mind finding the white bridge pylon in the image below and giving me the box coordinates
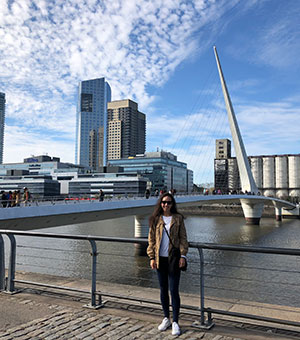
[213,46,287,224]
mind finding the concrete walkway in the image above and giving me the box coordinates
[0,272,300,340]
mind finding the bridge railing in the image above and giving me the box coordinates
[1,192,298,210]
[0,192,203,208]
[1,230,300,330]
[0,195,151,209]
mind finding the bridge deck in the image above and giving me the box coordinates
[0,195,297,230]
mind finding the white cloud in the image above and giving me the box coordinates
[0,0,239,164]
[4,125,75,163]
[257,18,300,69]
[226,2,300,71]
[236,101,300,156]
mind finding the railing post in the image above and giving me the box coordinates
[198,248,206,325]
[0,234,5,291]
[6,234,17,293]
[84,239,103,309]
[193,247,214,330]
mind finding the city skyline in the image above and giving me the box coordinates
[1,0,299,183]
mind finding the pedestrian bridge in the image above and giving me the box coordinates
[0,194,298,231]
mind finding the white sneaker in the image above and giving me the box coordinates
[158,317,171,331]
[172,322,181,336]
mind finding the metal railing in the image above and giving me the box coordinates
[1,229,300,329]
[0,192,205,209]
[0,195,150,208]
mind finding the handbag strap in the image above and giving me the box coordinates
[162,223,176,248]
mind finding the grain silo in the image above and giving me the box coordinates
[250,157,263,190]
[263,156,275,197]
[275,156,288,198]
[288,155,300,197]
[228,158,240,191]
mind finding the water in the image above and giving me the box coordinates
[8,215,300,307]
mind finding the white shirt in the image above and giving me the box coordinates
[159,215,172,257]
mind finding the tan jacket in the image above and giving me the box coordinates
[147,214,188,269]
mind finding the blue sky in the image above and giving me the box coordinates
[0,0,299,184]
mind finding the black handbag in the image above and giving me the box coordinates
[163,225,187,273]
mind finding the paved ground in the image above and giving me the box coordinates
[0,294,259,340]
[1,272,300,339]
[0,292,244,340]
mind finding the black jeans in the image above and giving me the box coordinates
[157,256,181,323]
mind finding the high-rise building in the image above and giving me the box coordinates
[107,99,146,160]
[214,139,232,192]
[75,78,111,169]
[216,139,231,159]
[0,92,5,164]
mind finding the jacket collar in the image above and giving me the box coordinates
[159,214,179,228]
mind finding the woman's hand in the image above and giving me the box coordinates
[150,259,157,269]
[179,257,186,268]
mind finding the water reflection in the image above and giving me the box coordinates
[186,216,283,245]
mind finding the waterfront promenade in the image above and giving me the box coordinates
[1,272,300,339]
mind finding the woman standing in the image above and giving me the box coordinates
[147,193,188,336]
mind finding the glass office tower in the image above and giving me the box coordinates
[75,78,111,169]
[108,151,194,193]
[0,92,5,164]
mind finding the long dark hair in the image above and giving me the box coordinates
[149,193,182,227]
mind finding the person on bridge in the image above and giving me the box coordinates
[23,187,30,206]
[147,193,188,336]
[99,189,104,202]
